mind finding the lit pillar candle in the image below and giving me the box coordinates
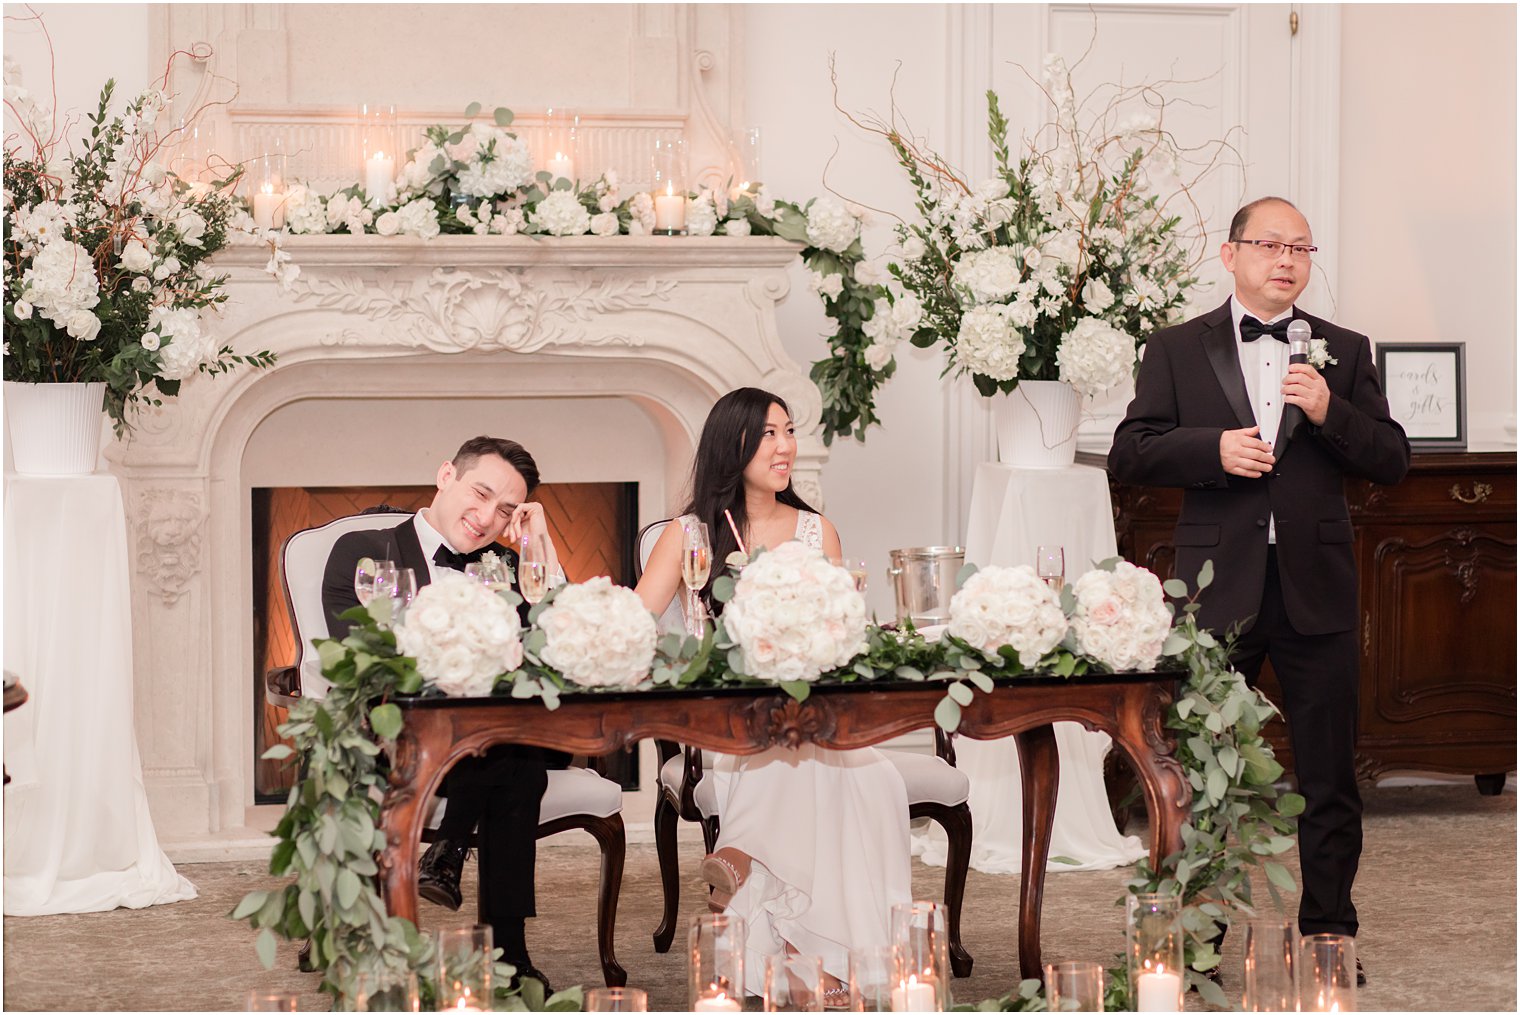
[252,183,282,230]
[654,183,686,233]
[364,150,395,203]
[692,991,742,1011]
[1136,969,1182,1011]
[546,151,574,182]
[890,975,937,1012]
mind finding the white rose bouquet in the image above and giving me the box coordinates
[721,542,868,684]
[3,68,276,432]
[537,577,658,689]
[1069,561,1172,672]
[947,565,1068,665]
[394,572,524,697]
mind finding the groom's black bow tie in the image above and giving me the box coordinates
[1240,315,1291,343]
[433,544,484,571]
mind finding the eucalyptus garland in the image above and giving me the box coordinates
[236,563,1298,1011]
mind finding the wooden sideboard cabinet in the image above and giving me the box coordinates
[1095,451,1517,793]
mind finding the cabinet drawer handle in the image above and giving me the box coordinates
[1449,482,1492,505]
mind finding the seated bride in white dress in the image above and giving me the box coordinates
[636,387,911,1006]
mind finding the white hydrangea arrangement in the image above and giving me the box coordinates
[537,576,658,689]
[3,64,277,431]
[1069,560,1172,672]
[721,542,869,684]
[947,565,1068,665]
[393,572,524,697]
[811,53,1225,441]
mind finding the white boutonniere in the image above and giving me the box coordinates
[1308,337,1338,369]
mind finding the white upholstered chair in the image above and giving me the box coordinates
[265,511,628,986]
[636,519,975,976]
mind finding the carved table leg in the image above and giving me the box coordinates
[379,714,452,928]
[1014,723,1059,981]
[1109,684,1191,871]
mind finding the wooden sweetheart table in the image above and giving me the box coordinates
[378,673,1191,981]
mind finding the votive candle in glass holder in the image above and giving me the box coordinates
[354,967,420,1012]
[1127,893,1183,1012]
[690,912,746,1011]
[1299,933,1357,1012]
[584,986,649,1011]
[246,991,298,1012]
[733,125,762,197]
[890,901,949,1011]
[251,147,288,231]
[1243,918,1297,1012]
[848,945,894,1012]
[651,136,687,235]
[359,102,398,207]
[544,106,579,183]
[764,952,824,1011]
[436,925,493,1011]
[1043,960,1105,1012]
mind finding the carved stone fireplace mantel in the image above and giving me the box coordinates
[107,234,823,848]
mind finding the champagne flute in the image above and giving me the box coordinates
[519,532,550,605]
[681,521,712,636]
[839,556,869,595]
[1036,545,1065,589]
[354,557,397,606]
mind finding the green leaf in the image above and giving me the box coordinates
[464,101,482,118]
[1263,860,1298,892]
[335,868,362,909]
[494,106,513,127]
[1162,578,1188,598]
[712,575,736,603]
[254,926,277,969]
[947,681,974,706]
[966,670,994,693]
[369,703,403,741]
[261,744,294,760]
[1206,765,1228,803]
[955,562,979,588]
[1197,559,1215,589]
[779,680,811,702]
[1277,792,1306,818]
[231,890,269,920]
[933,694,962,732]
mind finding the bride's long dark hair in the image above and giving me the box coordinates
[682,387,817,609]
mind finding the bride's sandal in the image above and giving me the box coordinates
[821,983,851,1010]
[699,848,752,913]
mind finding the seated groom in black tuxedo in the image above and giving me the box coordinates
[321,435,564,989]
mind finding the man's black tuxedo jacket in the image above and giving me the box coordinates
[321,515,526,638]
[1109,299,1410,637]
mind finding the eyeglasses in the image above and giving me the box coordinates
[1234,238,1318,260]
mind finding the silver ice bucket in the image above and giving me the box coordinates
[887,546,965,627]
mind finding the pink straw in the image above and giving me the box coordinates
[723,508,748,555]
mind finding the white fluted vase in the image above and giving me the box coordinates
[4,381,107,475]
[992,380,1081,468]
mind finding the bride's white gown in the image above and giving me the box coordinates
[709,511,911,994]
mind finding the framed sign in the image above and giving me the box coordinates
[1376,342,1467,450]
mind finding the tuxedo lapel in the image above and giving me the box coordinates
[1201,300,1256,430]
[394,518,434,588]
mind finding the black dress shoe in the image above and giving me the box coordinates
[417,839,468,911]
[508,961,553,997]
[1356,957,1367,988]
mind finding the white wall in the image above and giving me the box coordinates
[1339,4,1517,447]
[2,4,150,145]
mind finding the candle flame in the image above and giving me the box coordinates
[372,150,387,160]
[666,182,675,197]
[260,183,274,195]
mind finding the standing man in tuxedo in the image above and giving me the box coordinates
[1109,197,1409,979]
[322,435,563,990]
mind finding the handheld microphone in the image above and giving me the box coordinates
[1282,319,1313,439]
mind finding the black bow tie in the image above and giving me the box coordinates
[433,544,484,571]
[1240,315,1291,343]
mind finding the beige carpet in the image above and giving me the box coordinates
[3,783,1514,1011]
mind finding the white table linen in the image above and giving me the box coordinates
[914,462,1146,874]
[4,474,196,914]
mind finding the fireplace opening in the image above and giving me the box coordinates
[252,481,639,802]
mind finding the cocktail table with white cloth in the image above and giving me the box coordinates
[914,461,1146,874]
[3,473,196,914]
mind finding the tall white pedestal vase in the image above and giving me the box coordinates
[3,381,108,476]
[993,380,1081,468]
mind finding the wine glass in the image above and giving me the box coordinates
[838,556,869,595]
[519,532,551,605]
[681,521,712,636]
[1036,545,1065,589]
[354,558,397,606]
[465,561,503,589]
[391,567,417,609]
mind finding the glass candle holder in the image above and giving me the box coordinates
[436,925,493,1011]
[1044,960,1105,1012]
[848,945,894,1012]
[1243,918,1297,1012]
[890,901,949,1011]
[764,952,824,1011]
[1127,893,1183,1012]
[359,102,398,207]
[1299,933,1357,1012]
[251,146,288,231]
[354,967,420,1012]
[544,106,579,183]
[689,912,746,1011]
[245,991,298,1012]
[734,125,762,194]
[584,986,649,1011]
[651,136,688,235]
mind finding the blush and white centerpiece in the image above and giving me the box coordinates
[946,565,1068,666]
[537,576,659,689]
[722,542,869,684]
[1069,561,1172,671]
[393,572,524,697]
